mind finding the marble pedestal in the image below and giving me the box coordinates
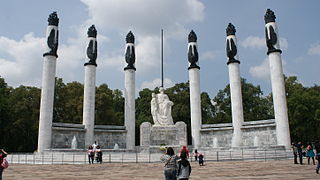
[140,121,187,151]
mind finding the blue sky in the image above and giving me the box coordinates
[0,0,319,98]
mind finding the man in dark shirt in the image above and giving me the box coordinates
[295,142,303,165]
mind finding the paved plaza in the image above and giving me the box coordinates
[3,159,319,179]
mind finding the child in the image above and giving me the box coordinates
[177,151,191,180]
[194,149,198,161]
[198,153,204,166]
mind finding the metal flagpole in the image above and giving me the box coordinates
[161,29,164,88]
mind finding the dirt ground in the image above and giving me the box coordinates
[2,159,319,180]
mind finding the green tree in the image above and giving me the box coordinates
[112,89,124,125]
[6,85,41,152]
[0,77,12,150]
[212,78,273,123]
[286,76,320,143]
[95,84,123,125]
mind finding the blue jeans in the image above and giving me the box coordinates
[0,167,3,180]
[164,168,177,180]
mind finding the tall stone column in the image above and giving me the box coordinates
[37,12,59,153]
[83,25,98,148]
[264,9,291,149]
[187,30,202,149]
[124,31,136,150]
[226,23,244,147]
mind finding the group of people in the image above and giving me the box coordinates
[292,141,320,174]
[160,146,204,180]
[87,141,103,164]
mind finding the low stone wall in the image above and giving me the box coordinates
[94,125,127,149]
[52,123,86,149]
[51,123,127,149]
[200,119,277,149]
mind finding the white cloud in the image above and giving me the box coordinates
[308,42,320,55]
[141,78,174,90]
[0,30,95,87]
[0,33,45,87]
[201,50,218,61]
[0,0,205,88]
[279,38,288,50]
[249,58,270,80]
[241,36,288,50]
[241,36,265,49]
[80,0,204,36]
[79,0,205,74]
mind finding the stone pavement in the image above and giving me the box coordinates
[3,159,319,179]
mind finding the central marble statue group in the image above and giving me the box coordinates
[151,87,174,126]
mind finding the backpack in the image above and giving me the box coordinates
[1,158,9,169]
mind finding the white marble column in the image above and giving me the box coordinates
[124,31,136,149]
[38,12,59,153]
[226,23,244,147]
[83,65,96,148]
[188,30,202,149]
[83,25,98,148]
[125,69,135,149]
[265,9,291,149]
[228,63,244,147]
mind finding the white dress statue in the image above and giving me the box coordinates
[151,87,174,126]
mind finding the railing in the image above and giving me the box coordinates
[6,149,293,165]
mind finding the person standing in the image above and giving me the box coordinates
[176,151,192,180]
[198,153,204,166]
[306,144,315,165]
[95,145,103,164]
[87,145,94,164]
[161,147,179,180]
[179,146,189,158]
[92,141,98,152]
[0,149,8,180]
[296,142,303,165]
[291,143,298,164]
[194,149,199,162]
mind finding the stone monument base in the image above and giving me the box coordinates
[140,121,187,152]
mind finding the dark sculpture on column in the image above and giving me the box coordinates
[85,25,97,66]
[124,31,136,70]
[226,23,240,64]
[43,12,59,57]
[188,30,200,70]
[265,9,282,55]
